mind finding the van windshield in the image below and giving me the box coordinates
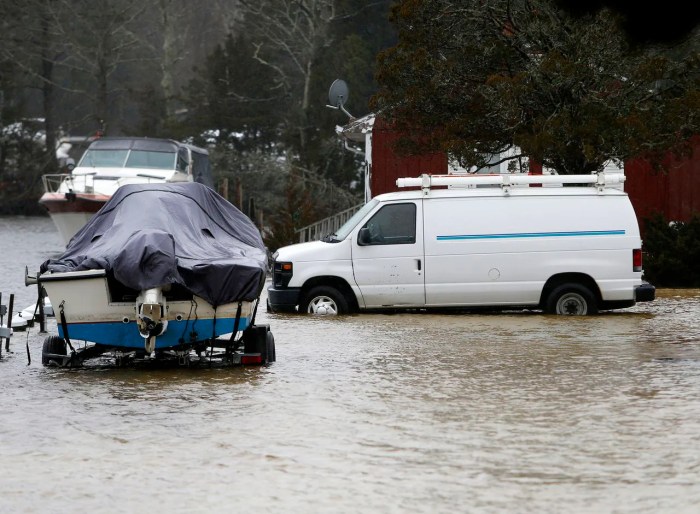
[331,200,378,241]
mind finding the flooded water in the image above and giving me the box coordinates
[1,216,700,513]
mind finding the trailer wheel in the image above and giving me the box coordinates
[302,286,348,315]
[265,331,276,363]
[42,336,67,366]
[546,284,598,315]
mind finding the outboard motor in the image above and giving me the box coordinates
[136,288,168,353]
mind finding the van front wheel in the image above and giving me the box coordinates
[546,284,598,315]
[302,286,349,315]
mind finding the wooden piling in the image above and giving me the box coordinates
[6,294,13,351]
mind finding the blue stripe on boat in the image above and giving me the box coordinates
[58,317,250,349]
[436,230,625,241]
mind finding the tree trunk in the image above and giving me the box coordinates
[298,59,313,150]
[40,8,57,172]
[159,0,179,121]
[0,89,4,175]
[97,54,109,134]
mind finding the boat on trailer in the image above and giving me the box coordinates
[39,137,214,245]
[30,181,275,367]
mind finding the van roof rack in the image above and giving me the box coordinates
[396,172,625,195]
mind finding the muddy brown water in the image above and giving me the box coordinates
[1,216,700,513]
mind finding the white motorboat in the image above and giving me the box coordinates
[39,137,213,245]
[31,181,275,367]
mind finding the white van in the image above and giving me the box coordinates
[268,173,655,315]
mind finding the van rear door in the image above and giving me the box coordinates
[351,201,425,308]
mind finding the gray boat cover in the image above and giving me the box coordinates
[41,182,268,306]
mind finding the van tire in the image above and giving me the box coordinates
[302,286,348,315]
[546,284,598,315]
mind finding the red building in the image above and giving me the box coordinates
[625,138,700,227]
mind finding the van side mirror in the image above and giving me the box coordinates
[358,227,370,246]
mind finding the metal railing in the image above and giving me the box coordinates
[42,172,171,195]
[295,203,363,243]
[41,174,73,193]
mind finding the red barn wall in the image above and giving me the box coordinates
[370,119,447,197]
[625,138,700,230]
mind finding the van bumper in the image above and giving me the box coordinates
[635,282,656,302]
[267,286,301,312]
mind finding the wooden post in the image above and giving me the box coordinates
[6,294,13,351]
[248,197,256,223]
[38,283,46,333]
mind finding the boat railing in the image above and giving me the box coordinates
[42,173,98,194]
[41,174,72,194]
[43,172,169,195]
[295,203,363,243]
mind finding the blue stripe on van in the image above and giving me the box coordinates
[436,230,625,241]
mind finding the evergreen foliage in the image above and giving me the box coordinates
[0,121,50,215]
[643,214,700,287]
[186,34,283,150]
[373,0,700,175]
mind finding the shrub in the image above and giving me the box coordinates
[642,213,700,287]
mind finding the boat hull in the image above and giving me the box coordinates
[40,270,254,351]
[56,317,251,350]
[39,192,108,244]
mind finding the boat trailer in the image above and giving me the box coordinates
[40,323,276,368]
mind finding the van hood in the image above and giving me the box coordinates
[275,239,351,262]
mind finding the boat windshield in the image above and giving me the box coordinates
[78,149,178,170]
[79,149,128,167]
[125,150,177,169]
[333,200,379,241]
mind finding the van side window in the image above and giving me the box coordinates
[360,203,416,245]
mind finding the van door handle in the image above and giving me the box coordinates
[416,259,422,271]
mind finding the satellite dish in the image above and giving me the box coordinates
[328,79,349,108]
[327,79,353,119]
